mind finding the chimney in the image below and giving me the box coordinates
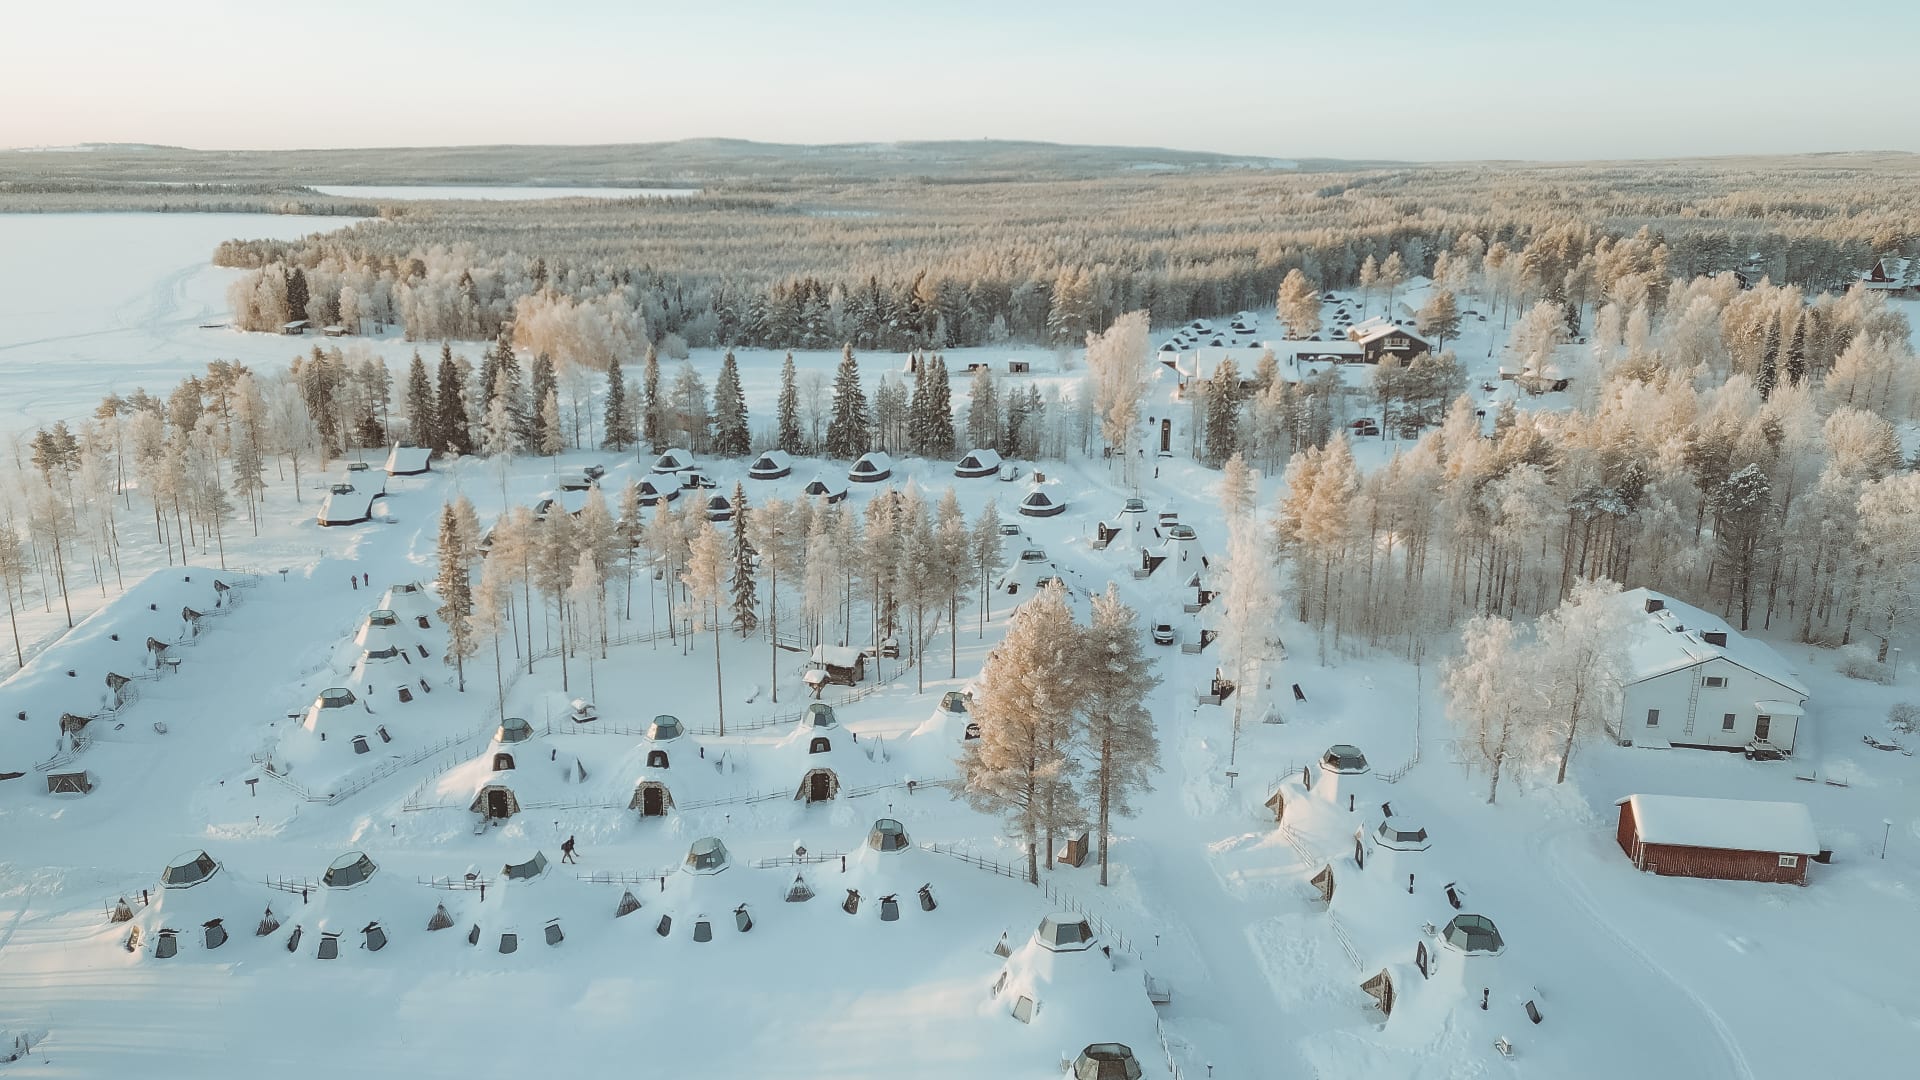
[1702,631,1728,647]
[1644,597,1665,614]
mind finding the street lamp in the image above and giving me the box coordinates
[1883,819,1894,860]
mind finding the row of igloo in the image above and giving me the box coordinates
[460,697,976,826]
[292,583,448,757]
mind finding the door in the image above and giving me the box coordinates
[488,789,511,819]
[1754,714,1771,742]
[1159,418,1172,453]
[643,787,665,816]
[809,772,832,802]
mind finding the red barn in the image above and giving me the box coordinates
[1616,794,1818,885]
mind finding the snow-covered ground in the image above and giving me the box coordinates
[2,219,1917,1078]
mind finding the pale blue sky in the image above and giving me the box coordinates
[4,0,1914,161]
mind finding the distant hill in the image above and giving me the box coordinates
[0,138,1379,186]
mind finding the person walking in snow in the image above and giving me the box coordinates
[561,836,577,863]
[350,576,358,591]
[362,573,369,587]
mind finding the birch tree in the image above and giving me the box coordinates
[1078,585,1161,885]
[684,515,729,735]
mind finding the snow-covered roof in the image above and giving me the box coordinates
[384,445,431,475]
[1619,794,1819,855]
[957,448,1001,471]
[318,488,376,525]
[811,645,861,669]
[1347,317,1428,348]
[1858,255,1915,287]
[1617,588,1808,698]
[651,448,694,474]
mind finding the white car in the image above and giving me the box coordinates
[1151,620,1176,646]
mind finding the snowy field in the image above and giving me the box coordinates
[1,220,1918,1079]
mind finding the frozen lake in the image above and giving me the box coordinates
[311,185,698,201]
[0,212,359,431]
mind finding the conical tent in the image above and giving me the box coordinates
[749,450,793,479]
[1309,864,1335,902]
[954,448,1002,478]
[1018,489,1066,518]
[848,451,893,483]
[503,852,550,880]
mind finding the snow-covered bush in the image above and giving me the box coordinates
[1837,644,1894,685]
[1889,702,1920,734]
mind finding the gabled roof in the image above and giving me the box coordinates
[1618,794,1819,855]
[1617,588,1808,698]
[1347,317,1428,348]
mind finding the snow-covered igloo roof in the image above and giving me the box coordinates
[323,851,378,889]
[162,850,219,889]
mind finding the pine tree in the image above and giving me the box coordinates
[403,351,435,449]
[1276,268,1321,340]
[971,500,1008,637]
[435,344,470,456]
[1785,314,1808,387]
[729,483,759,636]
[539,388,564,461]
[1203,358,1243,467]
[1416,288,1462,350]
[603,355,636,451]
[530,352,558,454]
[1079,585,1162,885]
[437,501,476,692]
[959,580,1087,884]
[713,350,750,456]
[284,266,309,325]
[777,351,803,454]
[642,344,663,453]
[825,344,870,459]
[924,355,956,457]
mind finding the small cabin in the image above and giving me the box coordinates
[807,645,866,688]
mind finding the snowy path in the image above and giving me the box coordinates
[1533,828,1757,1080]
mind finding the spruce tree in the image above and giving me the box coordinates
[435,343,471,456]
[642,344,663,453]
[967,365,999,451]
[713,350,751,456]
[285,267,309,325]
[776,351,802,454]
[1784,315,1807,387]
[1204,358,1243,466]
[925,355,955,457]
[729,483,759,636]
[603,355,636,451]
[529,352,558,454]
[403,350,435,449]
[824,344,870,459]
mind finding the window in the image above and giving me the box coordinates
[1722,713,1737,731]
[1704,676,1726,688]
[1646,709,1660,727]
[1778,855,1798,868]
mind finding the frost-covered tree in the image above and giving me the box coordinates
[1219,452,1256,525]
[1532,578,1631,784]
[746,496,798,700]
[435,343,472,456]
[1085,311,1152,478]
[966,364,999,453]
[713,350,750,456]
[1276,269,1321,340]
[539,387,564,462]
[473,548,513,717]
[970,500,1008,636]
[1416,288,1461,350]
[1709,463,1772,630]
[641,343,663,453]
[602,355,636,451]
[825,344,870,459]
[437,501,476,692]
[1078,585,1161,885]
[1852,473,1920,662]
[959,580,1087,883]
[403,350,435,448]
[683,514,729,735]
[1442,612,1531,803]
[1219,521,1281,761]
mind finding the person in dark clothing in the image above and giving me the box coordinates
[350,576,358,591]
[561,836,578,863]
[362,573,369,587]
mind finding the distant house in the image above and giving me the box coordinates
[1615,794,1819,885]
[1616,589,1809,755]
[1857,255,1918,297]
[1345,317,1430,363]
[806,645,866,689]
[1515,363,1570,394]
[281,319,310,336]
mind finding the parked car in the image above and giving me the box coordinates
[558,474,595,492]
[1151,619,1176,646]
[346,461,371,472]
[583,463,607,480]
[680,469,717,489]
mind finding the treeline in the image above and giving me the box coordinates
[1266,278,1920,669]
[213,165,1920,355]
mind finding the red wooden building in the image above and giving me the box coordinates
[1616,794,1819,885]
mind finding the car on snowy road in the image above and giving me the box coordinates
[1151,619,1176,646]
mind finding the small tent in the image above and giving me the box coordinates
[1017,489,1066,518]
[748,450,794,480]
[954,448,1002,478]
[848,451,893,483]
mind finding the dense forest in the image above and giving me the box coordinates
[204,161,1920,361]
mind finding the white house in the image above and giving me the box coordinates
[1616,588,1809,755]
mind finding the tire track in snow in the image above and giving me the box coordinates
[0,890,34,966]
[1536,829,1757,1080]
